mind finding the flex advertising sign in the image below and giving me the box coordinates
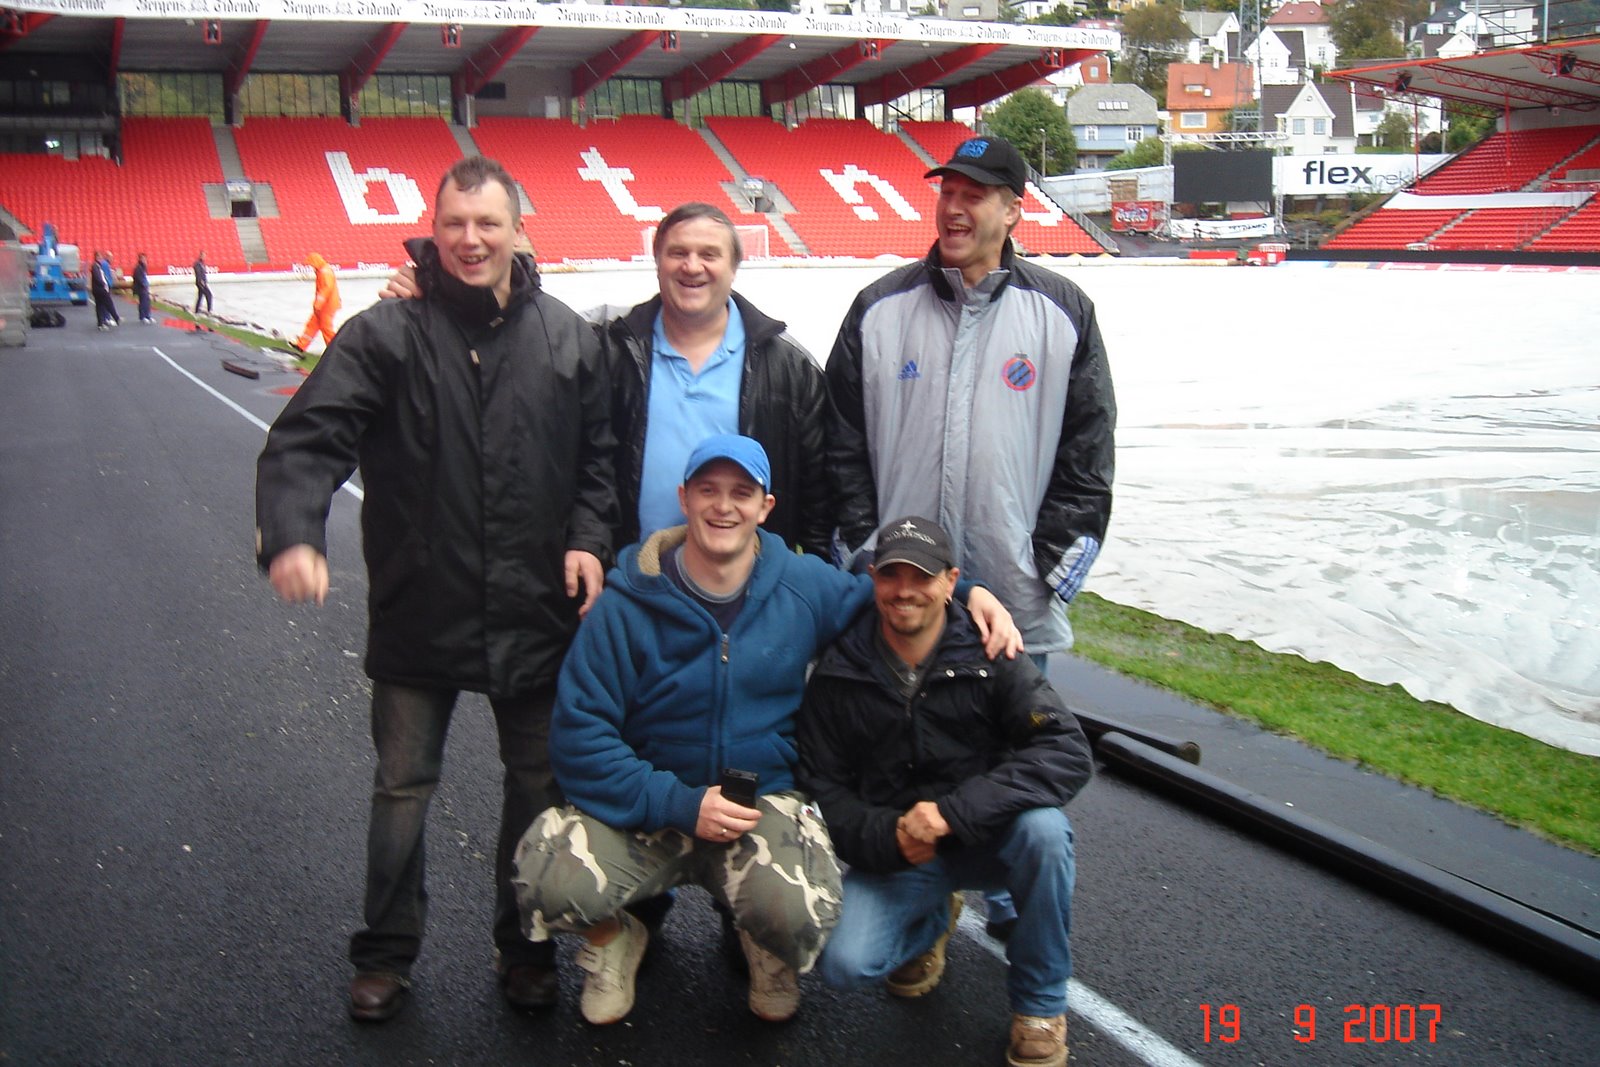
[1276,155,1450,197]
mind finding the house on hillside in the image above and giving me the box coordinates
[1166,61,1256,136]
[1181,11,1239,64]
[1244,28,1308,88]
[1266,1,1339,71]
[1409,2,1537,56]
[1067,83,1159,171]
[1260,81,1355,155]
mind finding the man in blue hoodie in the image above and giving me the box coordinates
[512,435,1021,1030]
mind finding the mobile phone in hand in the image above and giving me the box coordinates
[719,768,759,809]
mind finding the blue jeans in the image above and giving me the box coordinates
[983,651,1050,928]
[348,681,559,976]
[817,807,1076,1016]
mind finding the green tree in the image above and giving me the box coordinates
[1446,112,1493,153]
[1105,138,1203,171]
[1106,136,1166,170]
[1026,3,1079,26]
[986,87,1077,175]
[1329,0,1428,62]
[1117,2,1191,97]
[1373,109,1413,151]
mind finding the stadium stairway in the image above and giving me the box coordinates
[696,125,809,257]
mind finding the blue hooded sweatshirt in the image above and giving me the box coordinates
[550,526,873,835]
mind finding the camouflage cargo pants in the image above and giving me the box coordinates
[512,791,842,973]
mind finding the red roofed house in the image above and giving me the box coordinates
[1166,61,1257,136]
[1265,1,1339,71]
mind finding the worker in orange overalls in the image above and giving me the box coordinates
[294,253,341,353]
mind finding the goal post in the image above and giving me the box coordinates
[641,222,772,261]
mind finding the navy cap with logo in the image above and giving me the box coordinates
[925,136,1028,197]
[875,515,956,576]
[682,433,771,489]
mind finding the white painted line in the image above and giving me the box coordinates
[153,346,364,502]
[957,908,1204,1067]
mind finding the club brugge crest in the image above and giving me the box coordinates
[1001,355,1036,392]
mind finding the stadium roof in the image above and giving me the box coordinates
[0,3,1117,112]
[1330,37,1600,116]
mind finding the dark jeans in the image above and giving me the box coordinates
[348,680,560,977]
[194,282,212,314]
[137,289,151,320]
[93,290,118,326]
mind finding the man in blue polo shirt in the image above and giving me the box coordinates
[601,202,832,557]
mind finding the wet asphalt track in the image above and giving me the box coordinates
[2,302,1597,1066]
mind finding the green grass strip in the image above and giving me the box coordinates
[1070,593,1600,856]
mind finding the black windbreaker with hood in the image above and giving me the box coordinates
[603,290,833,557]
[255,238,617,698]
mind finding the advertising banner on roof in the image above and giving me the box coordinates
[2,0,1118,49]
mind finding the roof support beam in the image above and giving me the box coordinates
[455,26,540,98]
[341,22,407,102]
[944,48,1098,111]
[664,34,784,105]
[1429,65,1592,108]
[224,20,270,100]
[108,17,123,87]
[760,39,895,109]
[571,30,661,99]
[855,43,1003,110]
[0,11,54,51]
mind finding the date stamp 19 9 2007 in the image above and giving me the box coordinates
[1200,1003,1443,1045]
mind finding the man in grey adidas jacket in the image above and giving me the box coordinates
[825,134,1116,661]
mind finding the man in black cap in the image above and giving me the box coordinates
[798,515,1092,1067]
[823,133,1115,940]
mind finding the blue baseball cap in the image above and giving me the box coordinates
[682,434,770,489]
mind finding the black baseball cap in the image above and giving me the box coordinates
[875,516,956,576]
[925,136,1028,196]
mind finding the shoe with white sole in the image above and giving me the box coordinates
[575,911,648,1025]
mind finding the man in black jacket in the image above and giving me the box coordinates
[132,252,153,323]
[798,516,1091,1067]
[255,156,617,1024]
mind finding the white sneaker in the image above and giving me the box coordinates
[575,911,648,1025]
[739,929,800,1022]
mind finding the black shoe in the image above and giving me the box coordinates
[499,963,558,1010]
[985,916,1017,942]
[349,971,409,1022]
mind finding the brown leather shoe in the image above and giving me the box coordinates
[1006,1013,1067,1067]
[500,963,559,1010]
[886,893,964,998]
[348,971,409,1023]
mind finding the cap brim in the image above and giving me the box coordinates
[925,162,1017,192]
[874,553,948,576]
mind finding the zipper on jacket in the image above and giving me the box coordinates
[469,348,480,366]
[720,633,730,664]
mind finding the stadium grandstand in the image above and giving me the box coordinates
[0,3,1118,274]
[1325,38,1600,260]
[4,4,1597,270]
